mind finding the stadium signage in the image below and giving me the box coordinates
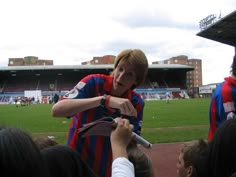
[199,85,216,94]
[199,14,218,30]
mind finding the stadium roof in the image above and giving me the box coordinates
[0,64,194,78]
[196,10,236,47]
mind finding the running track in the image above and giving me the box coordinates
[140,142,183,177]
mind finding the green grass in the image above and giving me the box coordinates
[0,104,69,144]
[0,98,211,144]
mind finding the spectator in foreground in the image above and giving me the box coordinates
[41,118,138,177]
[34,137,59,150]
[41,145,97,177]
[207,118,236,177]
[110,118,134,177]
[0,126,49,177]
[177,139,208,177]
[127,141,154,177]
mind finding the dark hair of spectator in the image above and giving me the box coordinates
[181,139,208,177]
[208,119,236,177]
[127,141,154,177]
[41,145,97,177]
[33,137,59,150]
[0,126,49,177]
[230,53,236,76]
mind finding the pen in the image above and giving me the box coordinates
[132,132,152,149]
[113,118,152,149]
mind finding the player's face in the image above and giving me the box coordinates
[112,59,137,96]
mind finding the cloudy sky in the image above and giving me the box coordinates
[0,0,235,85]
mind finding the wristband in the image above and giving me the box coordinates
[100,94,107,108]
[105,95,111,108]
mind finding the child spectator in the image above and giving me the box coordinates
[177,139,208,177]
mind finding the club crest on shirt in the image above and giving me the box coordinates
[64,88,79,99]
[76,82,86,90]
[139,120,142,127]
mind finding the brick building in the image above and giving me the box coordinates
[81,55,116,65]
[8,56,53,66]
[152,55,202,90]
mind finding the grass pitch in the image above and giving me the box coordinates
[0,98,210,144]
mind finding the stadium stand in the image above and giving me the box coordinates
[0,64,194,104]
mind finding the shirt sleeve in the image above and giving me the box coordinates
[112,157,134,177]
[133,98,144,135]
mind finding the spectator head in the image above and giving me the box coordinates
[0,126,48,177]
[41,145,97,177]
[127,142,154,177]
[33,137,59,150]
[208,119,236,177]
[177,139,208,177]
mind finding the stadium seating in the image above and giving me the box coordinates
[0,69,189,103]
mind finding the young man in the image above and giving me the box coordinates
[208,53,236,141]
[51,49,148,177]
[176,139,208,177]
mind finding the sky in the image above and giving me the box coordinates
[0,0,235,85]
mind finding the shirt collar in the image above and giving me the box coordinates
[224,76,236,85]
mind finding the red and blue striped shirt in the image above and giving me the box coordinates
[208,76,236,141]
[62,74,144,177]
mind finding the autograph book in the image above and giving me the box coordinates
[78,117,152,149]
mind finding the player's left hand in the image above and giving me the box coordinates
[107,96,137,117]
